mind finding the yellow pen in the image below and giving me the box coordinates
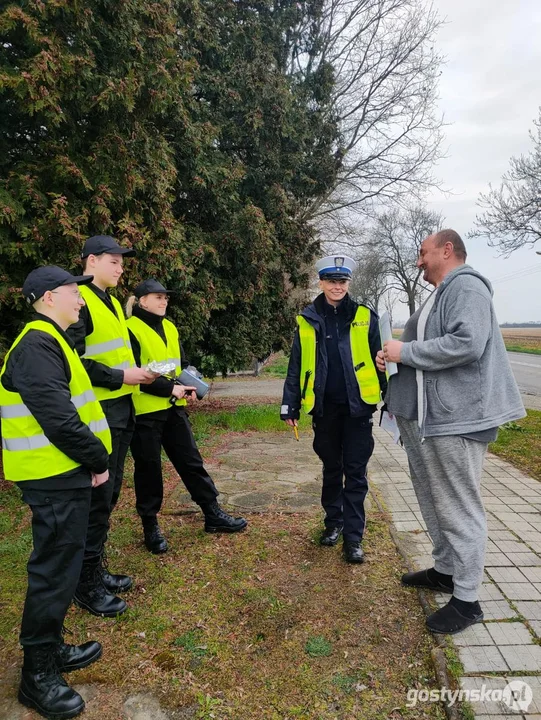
[293,425,299,442]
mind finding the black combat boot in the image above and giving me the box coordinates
[201,501,248,533]
[18,644,85,719]
[319,525,343,546]
[99,547,133,593]
[142,517,168,554]
[54,640,102,673]
[343,540,364,564]
[73,557,127,617]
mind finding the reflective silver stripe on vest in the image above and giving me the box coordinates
[112,360,131,370]
[71,389,97,408]
[88,418,109,434]
[2,417,109,451]
[2,434,52,451]
[1,403,32,419]
[83,337,126,357]
[2,389,98,419]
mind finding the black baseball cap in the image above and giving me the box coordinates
[22,266,94,304]
[81,235,136,259]
[134,279,173,298]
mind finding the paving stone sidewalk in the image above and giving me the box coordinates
[371,424,541,719]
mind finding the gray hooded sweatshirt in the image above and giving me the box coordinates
[386,264,526,438]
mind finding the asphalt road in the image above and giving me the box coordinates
[508,351,541,410]
[214,353,541,410]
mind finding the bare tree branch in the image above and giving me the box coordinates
[327,203,442,315]
[282,0,446,225]
[471,109,541,255]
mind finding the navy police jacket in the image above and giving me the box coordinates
[280,293,387,420]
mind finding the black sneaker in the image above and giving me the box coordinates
[426,598,484,634]
[402,568,454,593]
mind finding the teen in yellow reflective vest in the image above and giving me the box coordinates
[0,321,111,481]
[126,313,185,414]
[281,255,387,564]
[125,279,247,554]
[0,266,110,718]
[67,235,158,618]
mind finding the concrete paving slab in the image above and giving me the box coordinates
[495,541,532,554]
[479,600,517,621]
[459,645,508,672]
[479,583,509,602]
[452,623,494,646]
[486,567,529,583]
[458,676,509,716]
[485,553,515,567]
[123,693,172,720]
[506,552,541,567]
[498,583,541,601]
[529,621,541,638]
[514,602,541,621]
[521,567,541,583]
[499,645,541,672]
[486,622,534,646]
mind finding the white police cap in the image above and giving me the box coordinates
[315,255,356,279]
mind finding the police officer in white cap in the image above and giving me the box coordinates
[281,255,387,562]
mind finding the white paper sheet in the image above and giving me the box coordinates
[380,410,401,444]
[379,311,398,376]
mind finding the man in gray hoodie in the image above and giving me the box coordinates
[377,229,525,634]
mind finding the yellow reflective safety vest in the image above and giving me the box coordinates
[0,320,112,482]
[80,285,136,401]
[297,305,381,414]
[126,315,185,414]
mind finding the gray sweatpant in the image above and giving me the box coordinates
[397,417,488,602]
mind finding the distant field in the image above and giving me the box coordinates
[392,327,541,354]
[500,328,541,354]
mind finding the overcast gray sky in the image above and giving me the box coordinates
[418,0,541,323]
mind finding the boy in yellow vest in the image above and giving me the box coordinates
[67,236,157,617]
[281,256,387,563]
[0,266,111,719]
[125,279,247,553]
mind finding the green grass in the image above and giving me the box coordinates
[490,410,541,482]
[305,635,333,657]
[261,352,290,378]
[443,646,464,680]
[190,403,311,448]
[504,344,541,355]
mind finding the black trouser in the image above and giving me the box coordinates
[312,403,375,544]
[19,483,92,646]
[84,424,133,559]
[131,408,218,521]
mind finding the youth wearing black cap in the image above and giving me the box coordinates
[0,267,110,719]
[125,280,247,553]
[67,236,157,617]
[281,256,387,563]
